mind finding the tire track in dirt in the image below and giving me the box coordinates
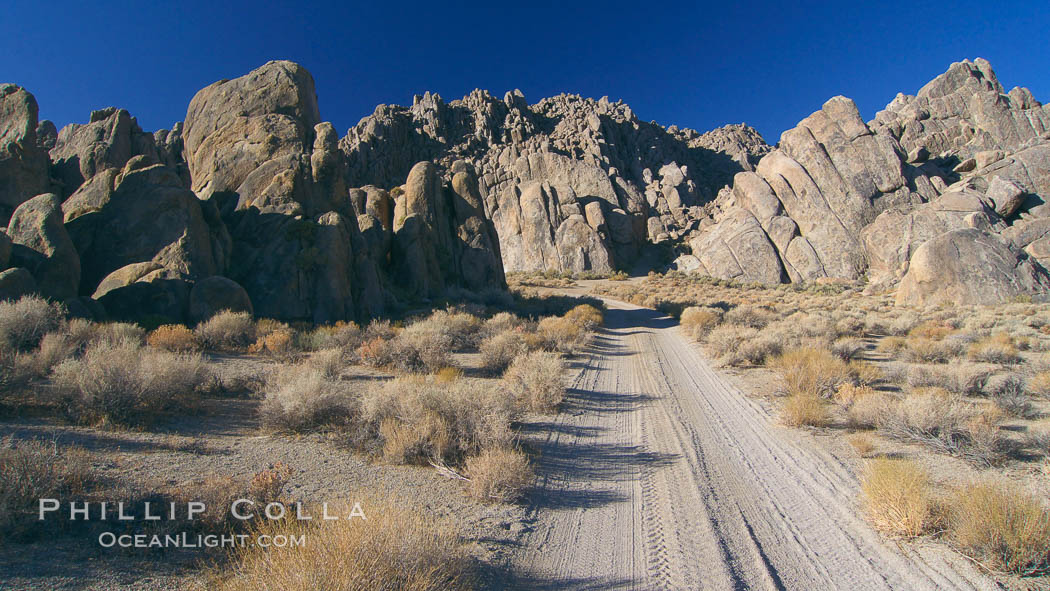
[508,298,997,590]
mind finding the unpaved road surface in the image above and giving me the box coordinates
[510,299,995,590]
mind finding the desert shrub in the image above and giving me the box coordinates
[503,351,565,413]
[902,337,963,363]
[361,377,516,465]
[536,316,587,354]
[722,333,782,367]
[0,296,65,351]
[1028,370,1050,399]
[196,310,256,351]
[434,367,463,383]
[908,321,954,341]
[831,337,866,361]
[887,313,920,336]
[946,480,1050,574]
[835,384,891,429]
[0,437,94,541]
[466,447,533,503]
[92,322,146,346]
[564,304,603,331]
[879,388,1011,466]
[861,458,935,537]
[969,334,1022,364]
[769,347,854,398]
[782,393,830,427]
[0,347,32,395]
[210,495,474,591]
[259,364,356,432]
[850,360,884,386]
[390,321,453,373]
[835,315,866,337]
[990,375,1033,418]
[147,324,199,352]
[307,348,345,380]
[478,330,528,374]
[680,306,723,340]
[876,336,907,355]
[724,304,776,329]
[906,364,991,396]
[298,321,362,352]
[30,332,77,377]
[482,312,525,339]
[706,325,758,358]
[52,341,207,426]
[357,337,396,368]
[249,328,297,357]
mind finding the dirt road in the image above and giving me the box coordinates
[509,298,994,590]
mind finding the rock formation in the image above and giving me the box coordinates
[341,89,770,272]
[2,56,1048,313]
[0,84,50,224]
[678,58,1050,304]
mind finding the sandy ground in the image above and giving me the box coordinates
[506,296,999,590]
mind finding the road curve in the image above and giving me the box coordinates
[508,298,995,590]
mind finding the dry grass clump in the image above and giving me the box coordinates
[835,384,891,429]
[195,310,256,351]
[849,433,877,456]
[946,480,1050,574]
[503,351,566,414]
[415,309,483,351]
[535,316,586,353]
[147,324,199,351]
[564,304,603,331]
[210,495,475,591]
[721,332,782,367]
[92,322,146,346]
[680,306,723,340]
[259,364,356,432]
[0,296,65,351]
[0,437,94,541]
[466,447,533,503]
[831,337,866,361]
[52,340,207,426]
[29,332,78,377]
[1028,370,1050,399]
[362,377,516,465]
[968,334,1022,364]
[861,458,935,537]
[478,330,528,374]
[770,347,855,399]
[782,393,830,427]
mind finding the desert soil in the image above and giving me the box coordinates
[507,294,998,590]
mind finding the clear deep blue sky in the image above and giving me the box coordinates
[3,0,1048,144]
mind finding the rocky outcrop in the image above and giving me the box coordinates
[341,89,770,271]
[676,58,1050,305]
[872,58,1050,161]
[7,193,80,299]
[896,229,1050,306]
[63,156,230,296]
[49,107,163,197]
[0,267,36,301]
[0,85,50,224]
[686,95,940,284]
[189,276,253,322]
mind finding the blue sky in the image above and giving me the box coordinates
[3,0,1047,144]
